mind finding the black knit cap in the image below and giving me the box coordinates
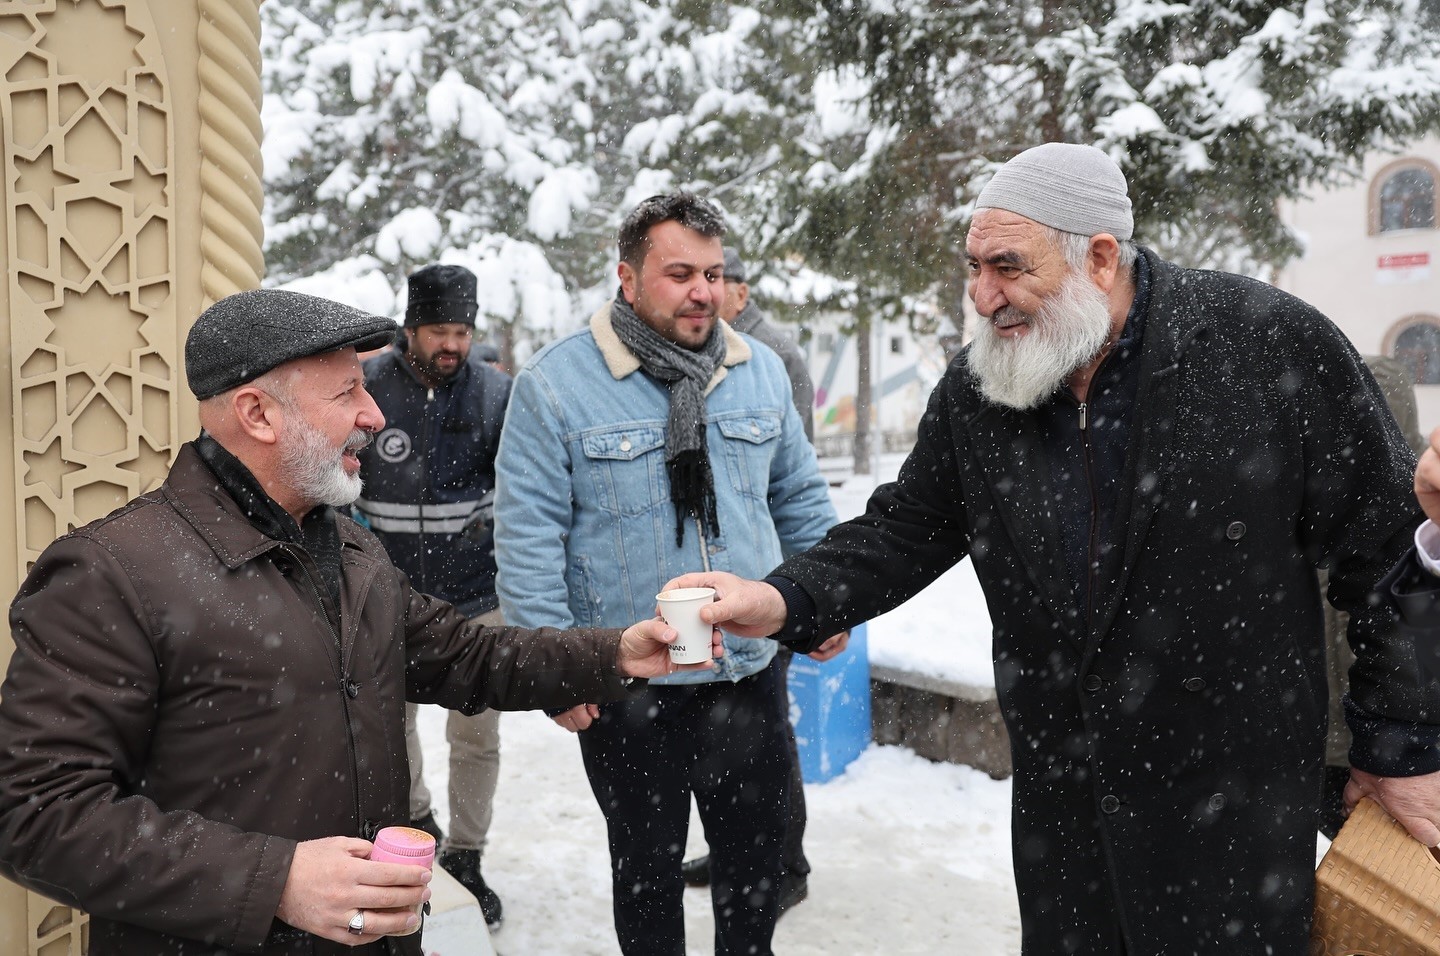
[185,289,398,399]
[405,264,479,327]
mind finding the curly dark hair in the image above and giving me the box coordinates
[617,192,727,272]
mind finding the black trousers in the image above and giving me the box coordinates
[773,647,809,878]
[579,660,791,956]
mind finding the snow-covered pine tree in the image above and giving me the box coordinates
[772,0,1440,285]
[259,0,832,364]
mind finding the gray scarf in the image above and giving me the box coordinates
[609,291,726,547]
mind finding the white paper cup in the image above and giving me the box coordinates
[656,587,716,665]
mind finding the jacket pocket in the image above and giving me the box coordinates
[580,425,666,517]
[716,412,782,501]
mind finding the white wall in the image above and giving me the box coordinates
[1277,135,1440,435]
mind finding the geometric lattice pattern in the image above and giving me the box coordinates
[29,899,86,955]
[2,0,178,570]
[1,1,264,948]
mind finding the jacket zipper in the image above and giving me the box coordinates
[696,517,713,573]
[1078,400,1099,631]
[417,386,435,591]
[1075,329,1124,633]
[290,546,364,831]
[1077,334,1119,634]
[696,518,716,671]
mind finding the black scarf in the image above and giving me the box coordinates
[195,431,344,605]
[608,291,726,547]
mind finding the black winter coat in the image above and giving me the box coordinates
[777,250,1439,954]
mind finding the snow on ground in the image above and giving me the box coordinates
[417,707,1021,955]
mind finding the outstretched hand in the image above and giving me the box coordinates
[1416,426,1440,526]
[662,571,788,638]
[1345,767,1440,847]
[616,617,719,679]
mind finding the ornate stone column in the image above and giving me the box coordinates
[0,1,264,951]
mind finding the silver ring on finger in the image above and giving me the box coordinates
[348,910,365,936]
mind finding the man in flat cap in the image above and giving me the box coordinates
[0,288,711,955]
[354,263,512,927]
[669,142,1440,954]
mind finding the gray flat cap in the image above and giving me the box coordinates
[722,247,746,282]
[186,289,398,399]
[975,143,1134,240]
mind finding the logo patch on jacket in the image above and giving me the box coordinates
[377,428,412,463]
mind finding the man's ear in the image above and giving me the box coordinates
[232,386,282,446]
[734,282,750,312]
[618,260,639,304]
[1088,234,1122,293]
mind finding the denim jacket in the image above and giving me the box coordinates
[494,305,837,684]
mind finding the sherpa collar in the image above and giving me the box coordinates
[590,301,751,396]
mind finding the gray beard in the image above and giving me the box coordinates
[967,271,1114,410]
[280,417,368,508]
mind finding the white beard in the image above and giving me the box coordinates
[967,270,1114,410]
[280,416,368,508]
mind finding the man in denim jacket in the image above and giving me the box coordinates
[493,192,840,956]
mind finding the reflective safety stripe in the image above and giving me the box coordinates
[364,514,474,534]
[354,498,484,535]
[355,498,480,519]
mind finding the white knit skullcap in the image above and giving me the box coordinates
[975,143,1134,240]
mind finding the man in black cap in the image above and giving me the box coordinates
[353,263,512,927]
[0,288,709,955]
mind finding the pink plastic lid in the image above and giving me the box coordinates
[370,825,436,867]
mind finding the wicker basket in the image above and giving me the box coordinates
[1311,797,1440,955]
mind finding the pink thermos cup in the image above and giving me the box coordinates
[369,825,436,935]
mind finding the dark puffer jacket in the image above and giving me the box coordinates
[0,443,635,955]
[355,350,511,616]
[777,249,1439,955]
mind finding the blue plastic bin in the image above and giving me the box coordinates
[786,622,871,783]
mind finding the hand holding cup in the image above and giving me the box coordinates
[656,587,718,665]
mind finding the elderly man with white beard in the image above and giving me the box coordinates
[667,143,1440,955]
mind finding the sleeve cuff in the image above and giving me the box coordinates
[1345,696,1440,776]
[763,575,825,653]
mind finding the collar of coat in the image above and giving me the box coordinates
[589,301,751,397]
[729,299,764,337]
[163,441,365,573]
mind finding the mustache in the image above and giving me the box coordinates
[991,306,1029,328]
[344,430,373,454]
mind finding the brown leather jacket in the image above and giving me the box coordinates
[0,443,636,954]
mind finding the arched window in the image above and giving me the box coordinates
[1374,165,1437,233]
[1391,318,1440,386]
